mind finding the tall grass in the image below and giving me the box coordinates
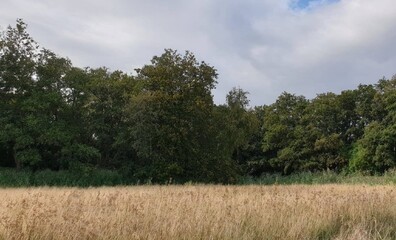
[0,168,124,187]
[0,168,32,187]
[240,170,396,185]
[0,185,395,239]
[1,168,396,187]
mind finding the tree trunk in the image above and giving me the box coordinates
[12,147,21,170]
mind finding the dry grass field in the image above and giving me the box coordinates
[0,185,395,240]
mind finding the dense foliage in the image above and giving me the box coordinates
[1,20,395,184]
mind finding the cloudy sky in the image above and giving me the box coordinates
[1,0,396,105]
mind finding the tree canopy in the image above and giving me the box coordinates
[1,20,396,184]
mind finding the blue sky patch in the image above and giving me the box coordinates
[292,0,339,10]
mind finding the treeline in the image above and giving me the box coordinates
[0,20,395,184]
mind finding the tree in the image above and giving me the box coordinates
[262,92,308,174]
[350,76,396,173]
[0,20,100,171]
[224,87,259,164]
[354,84,377,135]
[302,93,348,171]
[226,87,250,109]
[128,49,234,182]
[0,19,39,169]
[83,68,137,168]
[350,121,396,173]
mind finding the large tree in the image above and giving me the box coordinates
[0,19,40,169]
[350,77,396,173]
[262,92,308,174]
[128,49,236,182]
[0,20,100,171]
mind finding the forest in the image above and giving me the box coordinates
[1,20,396,184]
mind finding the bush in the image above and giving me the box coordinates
[76,169,124,187]
[239,170,396,185]
[0,168,125,187]
[33,170,77,186]
[0,168,32,187]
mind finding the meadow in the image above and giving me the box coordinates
[0,185,395,240]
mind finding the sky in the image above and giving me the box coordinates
[1,0,396,106]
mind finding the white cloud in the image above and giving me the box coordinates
[1,0,396,105]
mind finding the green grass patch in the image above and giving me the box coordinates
[0,168,125,187]
[1,168,396,187]
[240,170,396,185]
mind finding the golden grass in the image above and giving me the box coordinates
[0,185,395,240]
